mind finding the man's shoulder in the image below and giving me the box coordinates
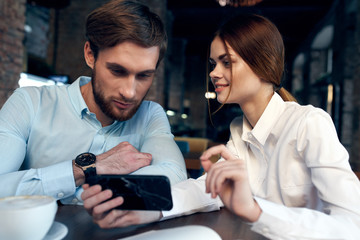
[138,100,163,112]
[16,84,67,97]
[129,101,166,123]
[11,85,69,111]
[122,101,168,132]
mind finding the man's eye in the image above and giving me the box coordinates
[137,74,152,80]
[111,69,127,76]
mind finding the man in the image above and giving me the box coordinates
[0,0,187,204]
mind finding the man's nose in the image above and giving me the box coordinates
[120,76,136,99]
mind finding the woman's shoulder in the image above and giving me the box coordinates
[284,101,330,119]
[229,116,243,127]
[282,102,335,135]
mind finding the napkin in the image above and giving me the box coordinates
[118,225,221,240]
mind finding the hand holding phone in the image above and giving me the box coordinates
[86,175,173,211]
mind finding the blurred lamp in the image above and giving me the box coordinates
[205,92,217,99]
[217,0,263,7]
[166,110,176,117]
[181,114,188,119]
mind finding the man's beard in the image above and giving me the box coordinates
[91,70,144,122]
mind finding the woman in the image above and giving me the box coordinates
[82,14,360,239]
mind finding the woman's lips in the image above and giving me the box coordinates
[214,83,229,93]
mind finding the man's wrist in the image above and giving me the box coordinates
[94,154,104,174]
[74,152,97,183]
[72,160,85,186]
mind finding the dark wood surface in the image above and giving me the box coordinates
[55,205,268,240]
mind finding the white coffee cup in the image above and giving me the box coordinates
[0,195,58,240]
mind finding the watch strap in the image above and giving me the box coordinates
[84,166,97,182]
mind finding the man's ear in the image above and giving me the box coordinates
[84,41,95,69]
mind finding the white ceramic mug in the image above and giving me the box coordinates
[0,195,58,240]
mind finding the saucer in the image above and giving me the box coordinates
[43,221,68,240]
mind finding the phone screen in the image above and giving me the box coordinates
[86,175,173,210]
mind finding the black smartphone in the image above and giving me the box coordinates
[86,174,173,211]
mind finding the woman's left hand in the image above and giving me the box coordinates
[200,145,262,222]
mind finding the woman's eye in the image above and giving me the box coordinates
[209,61,216,71]
[223,60,230,68]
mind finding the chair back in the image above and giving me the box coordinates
[175,140,190,154]
[174,137,209,153]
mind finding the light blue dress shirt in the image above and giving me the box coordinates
[0,76,187,204]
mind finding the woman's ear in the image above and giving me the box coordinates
[84,41,95,69]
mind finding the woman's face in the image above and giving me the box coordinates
[209,36,265,106]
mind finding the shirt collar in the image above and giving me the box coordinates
[242,92,286,146]
[68,76,91,118]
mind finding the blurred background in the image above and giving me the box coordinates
[1,0,359,171]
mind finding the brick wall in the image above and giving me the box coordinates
[351,0,360,170]
[0,0,26,106]
[332,0,360,170]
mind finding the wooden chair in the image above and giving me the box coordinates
[175,140,190,154]
[174,137,209,153]
[174,137,210,178]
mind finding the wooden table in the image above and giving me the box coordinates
[55,205,268,240]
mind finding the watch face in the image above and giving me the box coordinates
[75,153,96,166]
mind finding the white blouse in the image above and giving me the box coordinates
[162,93,360,240]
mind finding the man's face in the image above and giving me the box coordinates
[90,42,159,122]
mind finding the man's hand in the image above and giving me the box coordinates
[200,145,262,222]
[81,184,162,229]
[96,141,152,175]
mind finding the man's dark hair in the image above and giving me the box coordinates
[85,0,167,67]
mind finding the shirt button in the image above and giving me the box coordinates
[72,198,78,204]
[262,227,269,234]
[57,192,64,198]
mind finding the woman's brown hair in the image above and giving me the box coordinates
[208,13,296,108]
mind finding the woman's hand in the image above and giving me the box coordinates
[200,145,261,222]
[81,184,162,229]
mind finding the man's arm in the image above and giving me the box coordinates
[73,141,152,187]
[0,89,77,200]
[130,102,187,185]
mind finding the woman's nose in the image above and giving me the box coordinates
[209,66,221,80]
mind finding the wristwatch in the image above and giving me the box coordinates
[74,152,97,182]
